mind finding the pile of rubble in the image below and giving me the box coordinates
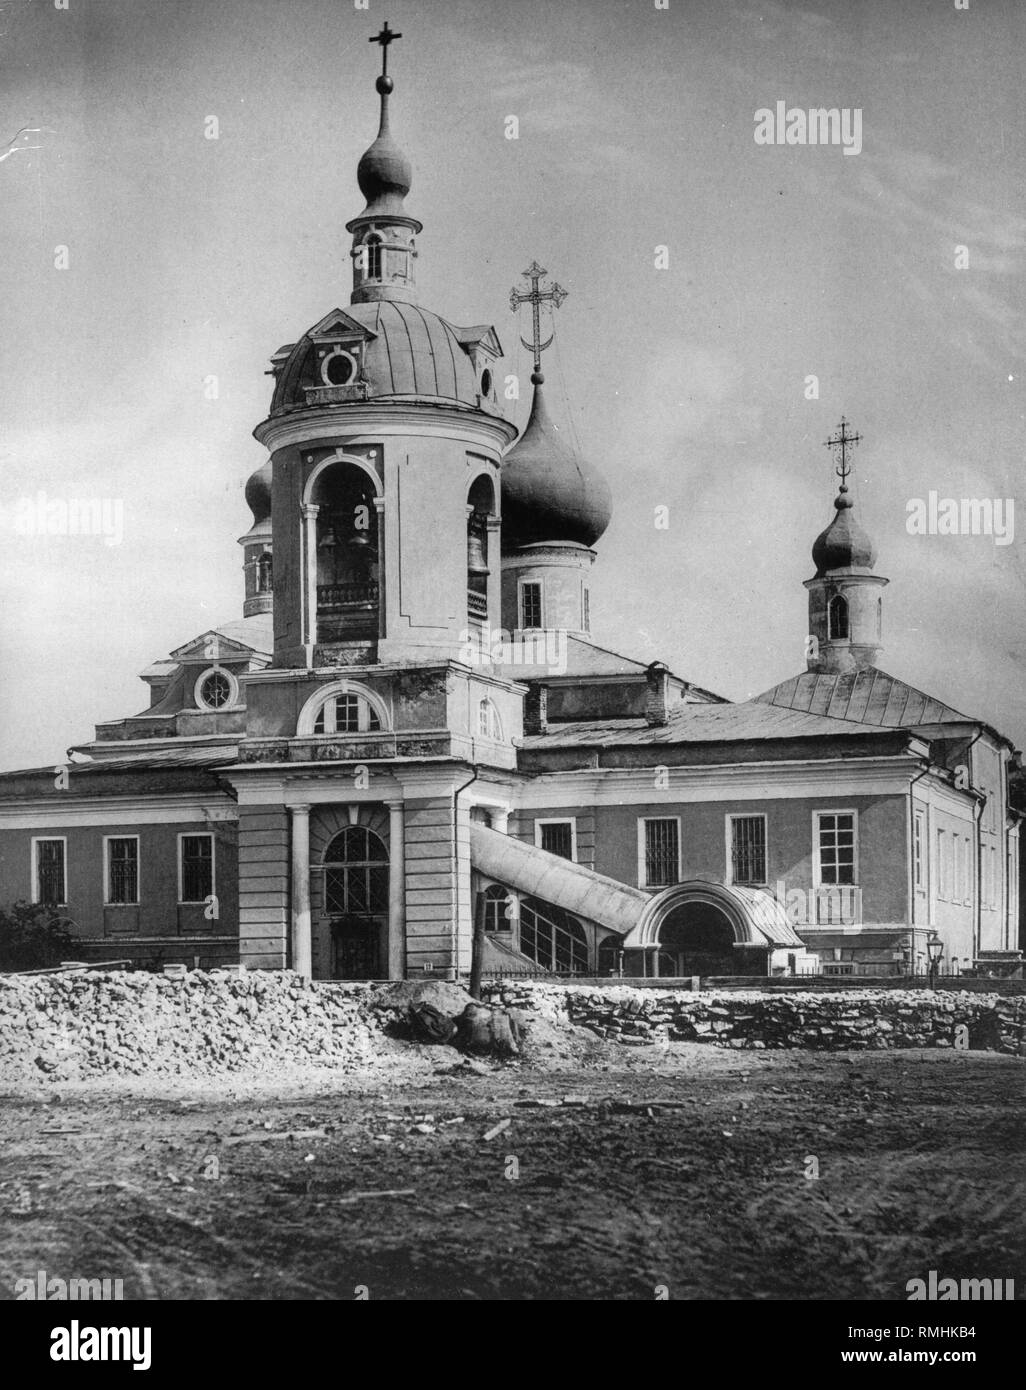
[0,970,388,1082]
[482,982,1026,1054]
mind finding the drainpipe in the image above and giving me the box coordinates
[454,767,478,986]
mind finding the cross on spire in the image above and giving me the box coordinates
[370,21,402,79]
[824,416,862,490]
[510,261,568,378]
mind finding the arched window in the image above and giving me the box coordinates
[313,692,382,735]
[322,826,388,916]
[477,883,514,932]
[828,593,849,641]
[257,552,273,594]
[364,233,383,279]
[478,699,502,740]
[519,896,588,974]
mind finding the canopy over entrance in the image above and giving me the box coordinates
[625,881,805,952]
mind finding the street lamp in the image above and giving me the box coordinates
[927,933,944,990]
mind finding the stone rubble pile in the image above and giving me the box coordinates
[1,971,1024,1083]
[0,970,388,1082]
[482,982,1026,1054]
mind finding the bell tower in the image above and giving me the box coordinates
[805,418,888,675]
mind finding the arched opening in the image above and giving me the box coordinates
[519,896,588,974]
[476,882,514,933]
[467,475,494,626]
[655,901,739,977]
[257,551,273,594]
[312,461,380,643]
[597,933,624,977]
[364,233,383,280]
[828,592,849,641]
[322,826,388,979]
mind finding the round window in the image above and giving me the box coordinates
[322,351,356,387]
[196,669,235,711]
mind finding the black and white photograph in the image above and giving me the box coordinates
[0,0,1023,1345]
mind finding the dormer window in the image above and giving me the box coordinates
[828,593,849,641]
[321,350,357,387]
[195,668,237,711]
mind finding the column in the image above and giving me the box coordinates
[289,803,312,979]
[301,503,319,667]
[386,798,406,979]
[373,496,387,639]
[491,808,510,834]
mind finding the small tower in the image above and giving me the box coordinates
[239,460,273,617]
[501,264,612,636]
[805,418,888,674]
[346,21,422,306]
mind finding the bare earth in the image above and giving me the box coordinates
[2,1044,1024,1301]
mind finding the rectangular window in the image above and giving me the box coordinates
[179,834,214,904]
[583,587,591,633]
[728,815,766,885]
[815,812,857,886]
[937,829,948,900]
[106,836,139,905]
[520,581,542,630]
[640,817,680,888]
[33,838,66,907]
[536,819,575,861]
[965,836,974,905]
[953,834,963,903]
[913,810,926,893]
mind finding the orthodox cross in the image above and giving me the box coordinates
[510,261,568,376]
[823,416,861,489]
[369,21,401,79]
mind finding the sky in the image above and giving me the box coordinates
[1,0,1024,769]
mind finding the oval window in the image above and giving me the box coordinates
[323,351,356,387]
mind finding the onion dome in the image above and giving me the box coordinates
[244,460,272,526]
[812,488,877,575]
[501,374,612,550]
[355,75,413,218]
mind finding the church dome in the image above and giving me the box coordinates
[812,490,877,574]
[269,300,484,413]
[501,377,612,549]
[244,460,272,525]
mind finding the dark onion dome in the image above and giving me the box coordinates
[270,301,483,411]
[355,75,414,218]
[812,489,877,574]
[244,459,272,524]
[500,376,612,549]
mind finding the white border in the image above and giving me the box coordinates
[812,809,859,890]
[296,680,391,737]
[30,835,67,907]
[534,817,577,862]
[103,833,140,906]
[177,831,215,905]
[319,348,358,387]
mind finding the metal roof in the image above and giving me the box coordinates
[520,700,895,749]
[755,667,969,728]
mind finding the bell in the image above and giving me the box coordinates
[467,525,489,576]
[349,528,372,549]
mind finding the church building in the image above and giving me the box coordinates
[0,28,1021,983]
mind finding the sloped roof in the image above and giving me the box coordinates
[520,699,893,749]
[501,635,725,696]
[754,667,970,728]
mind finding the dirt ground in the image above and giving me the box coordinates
[1,1043,1024,1301]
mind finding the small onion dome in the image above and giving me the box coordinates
[356,78,413,217]
[812,489,877,574]
[244,460,272,525]
[501,376,612,549]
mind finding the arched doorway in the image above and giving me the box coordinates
[655,901,738,977]
[322,826,388,979]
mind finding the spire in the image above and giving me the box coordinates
[346,22,422,305]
